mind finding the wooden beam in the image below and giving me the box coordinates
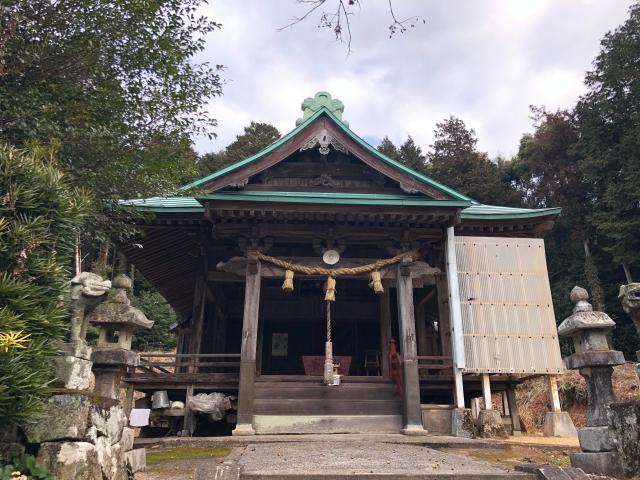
[396,259,426,434]
[506,389,523,435]
[233,257,261,436]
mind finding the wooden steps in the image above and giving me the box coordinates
[252,377,403,434]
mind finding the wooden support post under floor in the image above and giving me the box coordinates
[506,388,523,435]
[547,374,562,413]
[396,259,427,435]
[233,257,261,436]
[481,373,492,410]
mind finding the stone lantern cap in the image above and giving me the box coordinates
[558,286,616,337]
[87,274,153,330]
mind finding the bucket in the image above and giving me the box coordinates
[151,390,169,409]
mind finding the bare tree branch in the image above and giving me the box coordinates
[280,1,424,52]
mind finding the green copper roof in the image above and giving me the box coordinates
[180,101,472,202]
[297,91,347,126]
[196,191,470,207]
[120,194,560,220]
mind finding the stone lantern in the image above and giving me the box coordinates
[558,286,625,477]
[87,274,153,399]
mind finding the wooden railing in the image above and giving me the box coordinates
[417,355,453,375]
[135,353,241,375]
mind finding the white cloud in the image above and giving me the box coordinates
[193,0,631,158]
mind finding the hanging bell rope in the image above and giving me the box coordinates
[324,300,334,385]
[324,276,336,302]
[282,269,294,292]
[369,271,384,294]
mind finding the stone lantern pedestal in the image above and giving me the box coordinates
[558,286,625,477]
[87,274,153,399]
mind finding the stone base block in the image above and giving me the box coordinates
[570,451,623,477]
[608,399,640,476]
[121,427,134,452]
[232,423,256,436]
[37,442,102,480]
[91,347,139,367]
[544,411,578,437]
[23,393,91,443]
[125,448,146,473]
[53,355,92,390]
[477,409,508,439]
[87,402,127,445]
[95,436,126,480]
[0,442,25,461]
[578,426,610,452]
[401,425,429,436]
[421,406,451,434]
[450,408,475,438]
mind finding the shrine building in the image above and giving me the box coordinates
[121,92,567,437]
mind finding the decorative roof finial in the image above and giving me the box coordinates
[296,91,348,126]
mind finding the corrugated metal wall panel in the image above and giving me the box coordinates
[456,236,564,374]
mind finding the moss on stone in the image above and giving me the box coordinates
[146,447,231,466]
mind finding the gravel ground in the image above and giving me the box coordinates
[238,441,515,475]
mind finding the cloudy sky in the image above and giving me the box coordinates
[193,1,631,159]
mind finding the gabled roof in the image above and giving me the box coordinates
[122,91,561,223]
[181,106,472,202]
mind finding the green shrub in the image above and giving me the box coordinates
[0,454,50,480]
[0,143,91,426]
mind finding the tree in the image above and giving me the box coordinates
[0,0,222,241]
[425,116,519,205]
[575,1,640,277]
[198,122,281,176]
[377,136,400,161]
[0,143,91,426]
[398,136,426,173]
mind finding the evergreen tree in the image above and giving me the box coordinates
[377,136,400,161]
[426,116,519,205]
[0,0,221,241]
[198,122,281,176]
[575,1,640,274]
[0,143,91,426]
[398,136,426,173]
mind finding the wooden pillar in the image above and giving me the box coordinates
[481,373,492,410]
[396,259,426,434]
[415,302,428,356]
[233,257,261,436]
[181,276,205,436]
[506,388,522,435]
[379,289,392,377]
[445,227,466,410]
[547,375,562,413]
[187,276,206,363]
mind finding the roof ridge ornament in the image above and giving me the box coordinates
[296,91,348,126]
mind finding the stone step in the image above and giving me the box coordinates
[254,398,402,415]
[240,473,536,479]
[254,384,399,400]
[253,414,404,434]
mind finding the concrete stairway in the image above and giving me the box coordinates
[252,376,403,434]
